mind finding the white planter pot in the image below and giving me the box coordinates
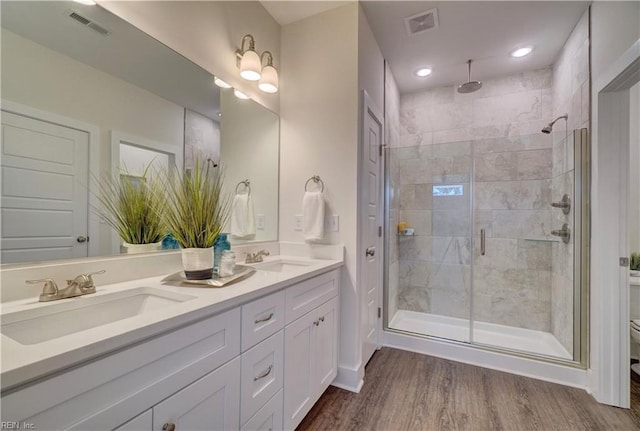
[181,247,214,280]
[121,241,163,254]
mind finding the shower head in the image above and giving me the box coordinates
[457,59,482,94]
[541,114,568,134]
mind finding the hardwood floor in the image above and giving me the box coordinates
[297,348,640,431]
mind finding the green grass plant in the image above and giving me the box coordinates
[162,160,231,249]
[94,164,166,245]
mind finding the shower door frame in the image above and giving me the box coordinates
[382,131,590,369]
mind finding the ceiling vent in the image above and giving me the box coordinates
[67,10,111,36]
[404,8,439,36]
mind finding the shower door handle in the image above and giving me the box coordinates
[480,229,486,256]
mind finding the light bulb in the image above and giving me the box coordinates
[239,50,261,81]
[258,65,279,93]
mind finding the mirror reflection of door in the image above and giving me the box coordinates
[1,111,89,263]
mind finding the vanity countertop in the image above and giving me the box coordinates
[631,275,640,286]
[0,255,343,392]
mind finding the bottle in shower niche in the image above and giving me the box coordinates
[213,233,230,274]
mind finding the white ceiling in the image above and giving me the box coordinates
[260,1,352,26]
[260,1,590,94]
[362,1,590,94]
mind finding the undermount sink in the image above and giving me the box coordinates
[1,287,196,345]
[252,259,313,273]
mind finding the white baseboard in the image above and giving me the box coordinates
[384,330,588,390]
[332,364,364,393]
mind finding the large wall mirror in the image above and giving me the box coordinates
[0,1,279,264]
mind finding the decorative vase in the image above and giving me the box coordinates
[121,241,163,254]
[181,247,214,280]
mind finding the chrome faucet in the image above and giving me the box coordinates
[245,250,270,264]
[26,270,105,302]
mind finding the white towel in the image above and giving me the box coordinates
[303,191,325,242]
[231,193,255,238]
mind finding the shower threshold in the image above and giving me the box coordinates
[389,309,572,360]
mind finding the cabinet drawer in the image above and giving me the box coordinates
[114,409,152,431]
[285,269,339,324]
[241,290,285,352]
[241,389,283,431]
[241,330,284,425]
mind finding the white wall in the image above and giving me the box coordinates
[280,3,361,388]
[100,1,281,113]
[591,2,640,82]
[590,1,640,406]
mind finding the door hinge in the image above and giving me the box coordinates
[621,257,630,267]
[378,226,382,237]
[377,307,381,319]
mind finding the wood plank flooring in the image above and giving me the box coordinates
[297,348,640,431]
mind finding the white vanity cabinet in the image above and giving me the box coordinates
[1,266,341,431]
[283,275,339,430]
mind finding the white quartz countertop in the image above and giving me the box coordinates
[0,255,343,391]
[631,275,640,286]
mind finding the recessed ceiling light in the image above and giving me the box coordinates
[510,47,534,58]
[416,68,432,77]
[73,0,97,5]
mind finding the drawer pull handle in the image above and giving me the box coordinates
[254,312,274,324]
[254,364,273,381]
[313,320,319,326]
[319,316,325,322]
[163,423,176,431]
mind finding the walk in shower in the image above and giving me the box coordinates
[383,10,590,365]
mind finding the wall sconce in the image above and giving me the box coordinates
[233,89,250,100]
[236,34,261,81]
[258,51,279,94]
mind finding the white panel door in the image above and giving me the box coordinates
[153,357,240,431]
[1,111,89,263]
[361,94,383,366]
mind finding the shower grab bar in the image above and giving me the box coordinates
[480,228,486,256]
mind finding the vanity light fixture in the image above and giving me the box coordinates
[237,34,261,81]
[214,76,232,89]
[234,89,250,100]
[415,68,432,77]
[73,0,97,5]
[510,46,534,58]
[258,51,279,93]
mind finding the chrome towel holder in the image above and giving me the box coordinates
[305,175,324,192]
[235,179,251,195]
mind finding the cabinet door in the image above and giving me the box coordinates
[114,409,152,431]
[283,310,317,430]
[314,296,339,394]
[153,357,240,431]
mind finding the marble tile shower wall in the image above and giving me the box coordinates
[549,9,590,355]
[385,63,401,320]
[397,67,555,330]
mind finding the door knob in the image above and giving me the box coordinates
[76,236,88,243]
[162,423,176,431]
[365,247,375,257]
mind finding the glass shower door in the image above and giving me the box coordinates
[386,141,473,344]
[470,129,587,362]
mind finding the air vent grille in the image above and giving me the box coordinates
[404,8,439,36]
[67,10,111,36]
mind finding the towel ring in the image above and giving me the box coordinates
[235,179,251,196]
[304,175,324,193]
